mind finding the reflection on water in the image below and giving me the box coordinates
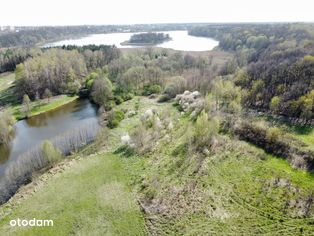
[0,99,98,175]
[0,145,10,164]
[44,31,219,52]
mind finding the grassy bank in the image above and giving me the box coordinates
[0,152,147,235]
[11,95,78,120]
[0,97,313,235]
[0,73,15,94]
[0,73,79,120]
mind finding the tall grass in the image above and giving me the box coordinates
[0,120,99,204]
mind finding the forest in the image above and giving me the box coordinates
[189,23,314,120]
[122,32,171,45]
[0,23,205,48]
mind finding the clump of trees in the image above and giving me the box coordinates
[0,48,42,73]
[190,111,220,152]
[124,32,171,45]
[106,109,125,128]
[15,49,87,99]
[59,45,121,70]
[90,74,114,109]
[0,111,15,145]
[10,45,120,106]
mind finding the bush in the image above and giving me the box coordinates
[122,93,134,101]
[129,122,159,155]
[233,120,314,170]
[270,96,280,113]
[192,111,220,151]
[0,111,15,145]
[86,79,94,90]
[107,110,125,129]
[41,140,62,166]
[114,96,124,105]
[142,84,161,96]
[157,94,171,103]
[163,76,186,98]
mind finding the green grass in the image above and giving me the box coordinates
[253,113,314,147]
[11,95,78,120]
[0,73,78,120]
[0,153,147,236]
[289,127,314,147]
[263,155,314,189]
[0,73,15,93]
[136,136,314,234]
[0,96,313,235]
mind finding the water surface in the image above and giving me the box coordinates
[0,99,98,175]
[44,31,219,51]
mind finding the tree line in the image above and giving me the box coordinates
[189,23,314,120]
[15,45,120,100]
[126,32,171,45]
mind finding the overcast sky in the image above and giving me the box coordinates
[0,0,313,26]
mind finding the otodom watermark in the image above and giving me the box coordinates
[10,218,53,227]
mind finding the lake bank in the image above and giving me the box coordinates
[1,96,314,234]
[0,73,80,120]
[0,98,98,175]
[11,95,79,120]
[44,30,219,52]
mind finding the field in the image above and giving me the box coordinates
[11,95,79,120]
[0,73,15,94]
[0,97,313,235]
[0,152,147,235]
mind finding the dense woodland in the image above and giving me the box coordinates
[190,23,314,120]
[125,32,171,45]
[0,23,205,48]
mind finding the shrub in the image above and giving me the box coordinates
[41,140,63,166]
[122,93,134,101]
[0,111,15,145]
[233,120,314,171]
[86,79,94,90]
[129,122,159,155]
[107,109,125,128]
[163,76,186,98]
[85,72,98,90]
[157,94,171,103]
[192,111,220,151]
[114,96,124,105]
[142,84,161,96]
[270,96,280,113]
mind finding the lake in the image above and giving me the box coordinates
[44,31,219,51]
[0,99,98,176]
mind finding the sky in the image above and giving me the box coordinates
[0,0,313,26]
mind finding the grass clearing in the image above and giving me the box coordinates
[0,153,147,236]
[0,73,15,94]
[11,95,78,120]
[0,73,78,120]
[252,113,314,147]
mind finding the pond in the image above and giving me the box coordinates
[0,99,98,176]
[44,30,219,51]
